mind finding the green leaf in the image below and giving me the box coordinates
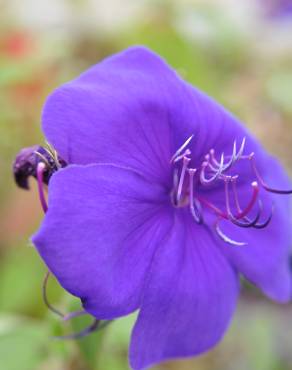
[0,315,49,370]
[118,23,221,97]
[266,71,292,116]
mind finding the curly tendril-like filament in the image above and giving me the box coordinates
[36,160,112,339]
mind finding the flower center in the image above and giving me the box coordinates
[170,135,292,246]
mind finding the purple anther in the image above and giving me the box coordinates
[13,145,67,190]
[13,145,40,189]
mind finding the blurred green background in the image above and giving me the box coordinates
[0,0,292,369]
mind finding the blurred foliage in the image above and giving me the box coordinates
[0,0,292,369]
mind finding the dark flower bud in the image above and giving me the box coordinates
[13,145,66,189]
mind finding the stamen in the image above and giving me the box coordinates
[205,153,225,173]
[209,149,220,167]
[42,271,64,318]
[171,135,194,162]
[215,218,247,246]
[231,179,261,227]
[44,144,62,169]
[236,137,246,160]
[170,135,282,248]
[251,201,274,229]
[214,142,236,172]
[173,149,191,163]
[230,207,261,228]
[63,310,87,322]
[53,319,100,340]
[231,178,273,229]
[225,178,259,220]
[200,154,224,185]
[176,156,190,203]
[209,137,246,173]
[36,162,48,213]
[197,197,226,219]
[188,169,203,223]
[249,154,292,194]
[221,140,237,172]
[53,319,114,341]
[173,168,179,191]
[43,271,112,341]
[34,151,50,167]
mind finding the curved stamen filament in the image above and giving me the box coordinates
[200,154,224,185]
[34,151,50,167]
[249,154,292,194]
[43,271,64,318]
[225,178,259,220]
[36,162,48,213]
[209,149,221,167]
[173,149,191,163]
[230,207,261,228]
[204,153,225,173]
[171,135,194,162]
[252,201,274,229]
[215,218,247,246]
[63,310,87,322]
[53,319,100,340]
[209,137,246,173]
[37,160,106,340]
[235,137,246,162]
[53,319,114,341]
[188,169,203,223]
[231,178,261,227]
[177,157,190,203]
[197,196,226,219]
[231,178,273,229]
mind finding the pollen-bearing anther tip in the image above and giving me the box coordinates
[38,162,46,171]
[188,168,197,175]
[231,175,239,181]
[252,181,258,187]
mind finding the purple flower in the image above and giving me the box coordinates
[31,47,292,369]
[260,0,292,20]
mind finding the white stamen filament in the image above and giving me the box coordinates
[171,135,194,162]
[176,156,190,204]
[188,169,201,223]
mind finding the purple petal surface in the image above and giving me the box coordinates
[130,211,239,370]
[32,164,173,319]
[42,46,264,186]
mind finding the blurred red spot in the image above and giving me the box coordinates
[1,31,35,58]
